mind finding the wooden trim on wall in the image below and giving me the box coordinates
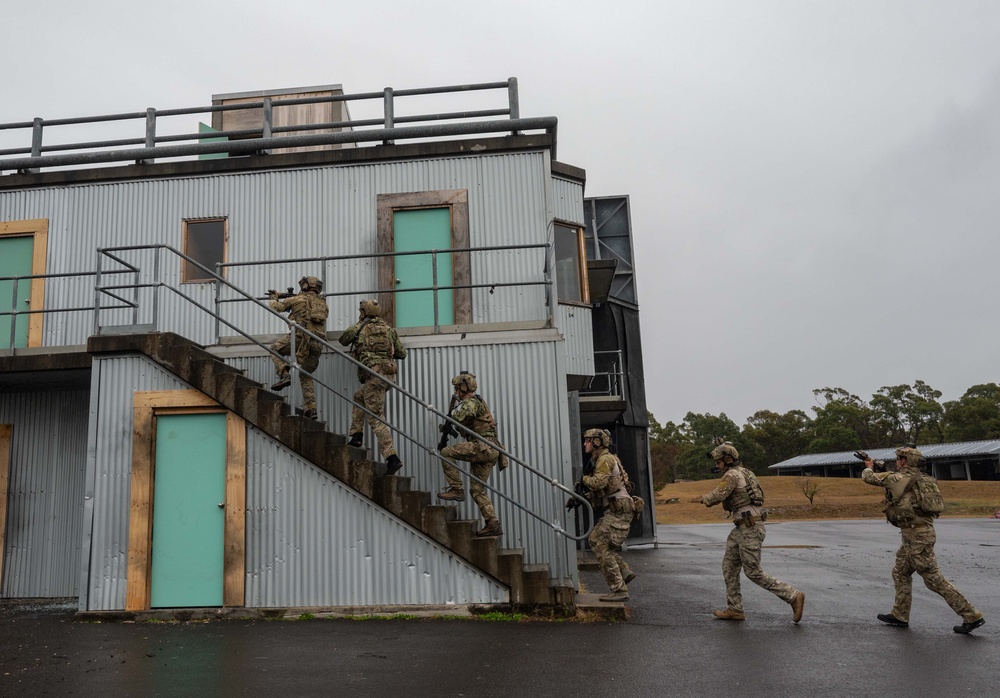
[0,424,11,590]
[376,190,471,326]
[125,390,246,611]
[575,224,590,305]
[0,218,49,347]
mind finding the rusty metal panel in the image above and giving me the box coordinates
[0,388,89,598]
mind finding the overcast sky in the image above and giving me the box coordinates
[5,1,1000,426]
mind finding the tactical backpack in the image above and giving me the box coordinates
[883,472,944,526]
[911,474,945,516]
[744,469,765,507]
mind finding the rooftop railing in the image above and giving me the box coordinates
[0,78,558,174]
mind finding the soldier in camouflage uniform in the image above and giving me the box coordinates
[861,446,985,634]
[339,299,407,475]
[269,276,328,420]
[580,428,637,602]
[691,441,805,622]
[437,372,503,537]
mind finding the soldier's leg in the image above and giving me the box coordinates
[298,348,320,412]
[440,441,477,491]
[909,528,982,622]
[469,460,497,521]
[890,540,916,623]
[271,336,291,377]
[590,517,626,593]
[738,524,799,603]
[364,380,396,458]
[348,384,366,434]
[607,512,633,589]
[722,527,745,612]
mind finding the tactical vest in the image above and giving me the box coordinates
[722,466,765,512]
[592,450,632,508]
[465,395,497,438]
[355,320,398,377]
[287,293,328,343]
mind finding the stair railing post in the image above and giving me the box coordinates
[93,250,104,336]
[150,249,159,330]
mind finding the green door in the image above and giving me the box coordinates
[150,413,227,608]
[0,236,34,349]
[393,208,454,328]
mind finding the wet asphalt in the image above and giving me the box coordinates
[1,519,997,697]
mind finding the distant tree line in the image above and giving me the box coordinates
[649,381,1000,487]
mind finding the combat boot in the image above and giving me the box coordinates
[953,616,985,634]
[876,613,908,627]
[712,609,746,621]
[599,590,629,602]
[623,570,637,585]
[437,487,466,502]
[271,375,291,391]
[791,591,805,623]
[475,518,503,537]
[385,454,403,476]
[347,433,363,448]
[303,408,318,420]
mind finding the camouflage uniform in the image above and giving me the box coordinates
[441,394,500,522]
[700,466,800,613]
[339,311,407,459]
[862,464,982,625]
[583,447,636,595]
[270,285,328,413]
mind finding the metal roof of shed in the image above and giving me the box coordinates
[768,439,1000,470]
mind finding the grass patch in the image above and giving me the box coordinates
[475,611,528,622]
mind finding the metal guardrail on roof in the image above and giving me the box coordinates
[0,78,559,174]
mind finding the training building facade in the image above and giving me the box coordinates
[0,79,655,613]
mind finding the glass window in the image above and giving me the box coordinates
[555,222,587,303]
[182,219,227,282]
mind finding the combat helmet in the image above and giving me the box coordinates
[895,446,923,469]
[299,276,323,293]
[452,371,477,393]
[708,440,740,464]
[359,299,381,318]
[583,428,612,449]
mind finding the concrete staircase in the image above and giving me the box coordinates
[88,331,576,612]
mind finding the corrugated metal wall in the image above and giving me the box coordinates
[557,304,595,378]
[0,388,89,597]
[551,176,585,224]
[245,429,505,607]
[84,353,508,611]
[0,152,555,346]
[226,333,579,581]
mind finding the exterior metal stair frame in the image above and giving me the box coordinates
[87,331,576,612]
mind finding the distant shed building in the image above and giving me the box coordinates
[768,440,1000,481]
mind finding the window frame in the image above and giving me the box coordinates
[0,219,48,347]
[181,217,229,283]
[554,220,590,306]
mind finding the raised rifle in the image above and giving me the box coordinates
[437,393,460,451]
[266,286,296,300]
[854,450,887,472]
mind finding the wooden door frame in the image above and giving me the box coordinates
[0,424,11,592]
[126,391,246,611]
[0,219,49,347]
[376,190,472,327]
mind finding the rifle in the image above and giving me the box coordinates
[266,286,296,300]
[854,450,887,472]
[437,393,460,451]
[566,457,597,510]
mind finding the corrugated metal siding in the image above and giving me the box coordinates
[85,353,507,611]
[0,388,89,597]
[0,151,553,346]
[226,333,579,582]
[557,303,595,377]
[551,176,585,224]
[245,429,505,607]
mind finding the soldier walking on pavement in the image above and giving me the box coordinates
[690,440,805,622]
[269,276,328,420]
[861,446,986,634]
[339,299,407,475]
[437,372,504,537]
[579,428,637,602]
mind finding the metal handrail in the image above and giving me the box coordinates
[1,78,558,174]
[581,349,625,398]
[93,244,592,580]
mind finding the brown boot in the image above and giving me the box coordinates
[791,591,805,623]
[712,609,746,621]
[271,375,291,391]
[475,518,503,537]
[437,488,466,502]
[599,590,629,602]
